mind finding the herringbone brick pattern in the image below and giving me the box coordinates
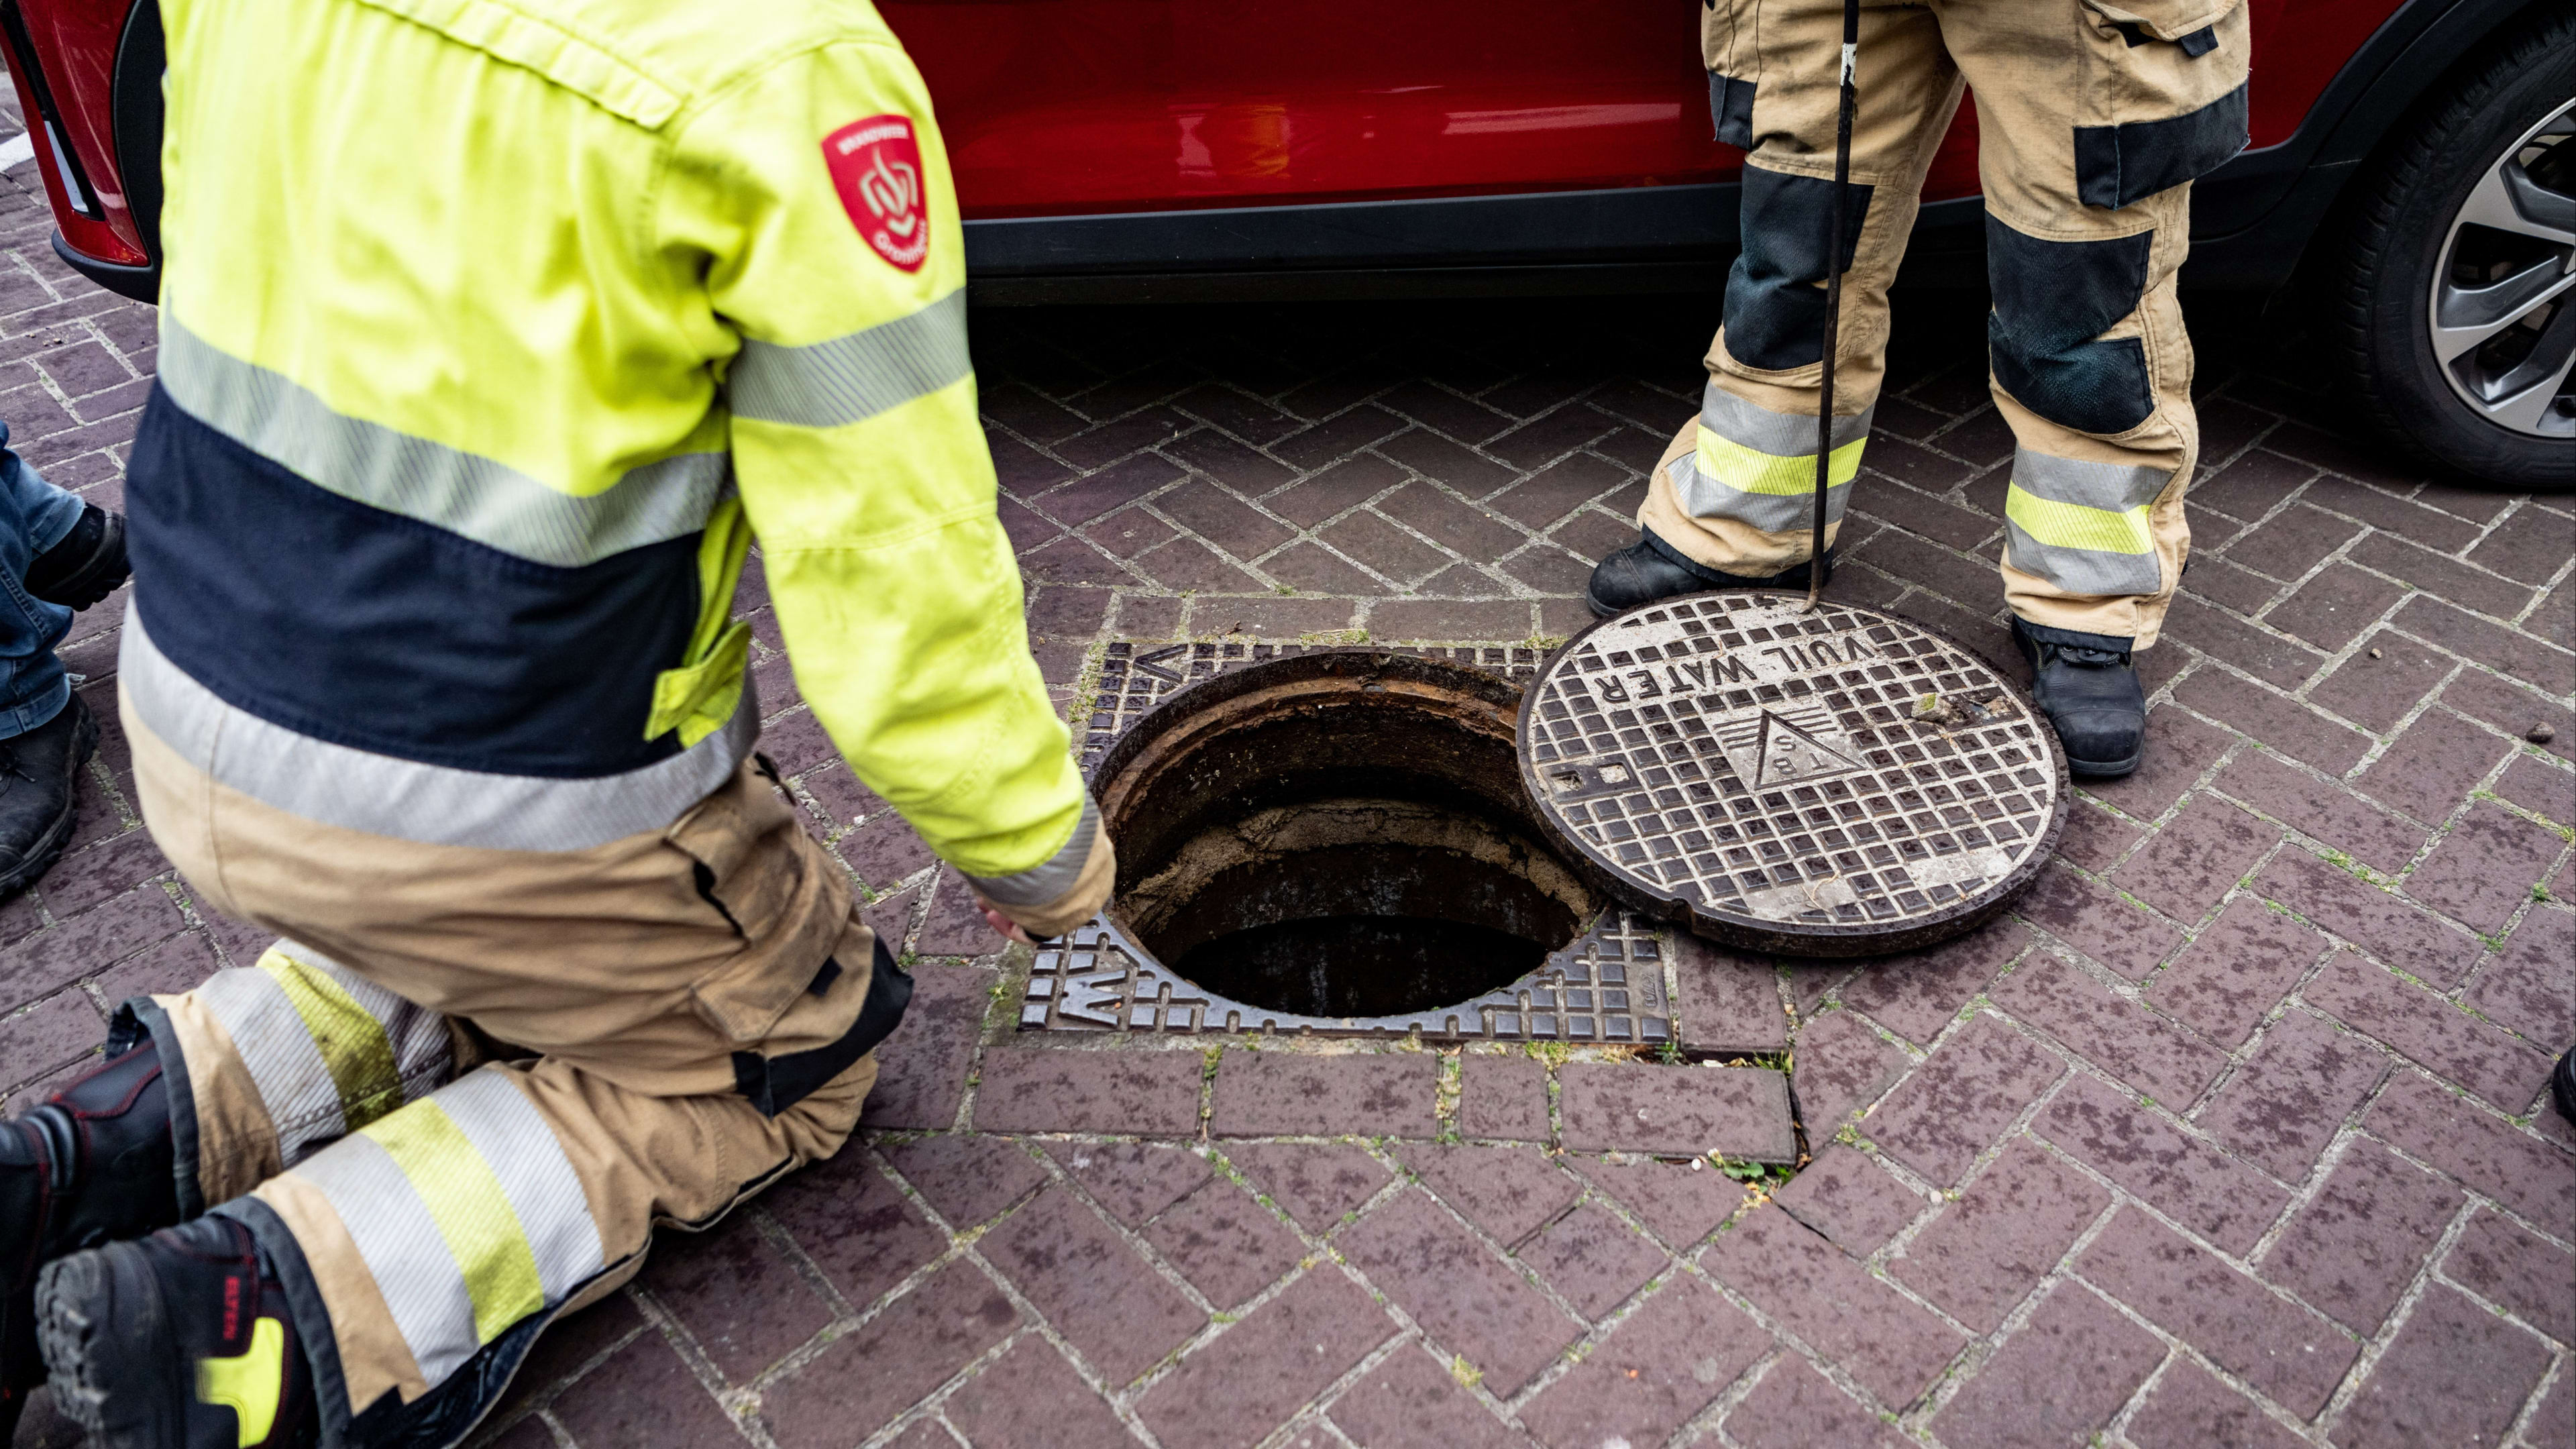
[2,103,2571,1449]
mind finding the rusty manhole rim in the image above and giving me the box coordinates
[1520,591,2072,958]
[1092,648,1529,841]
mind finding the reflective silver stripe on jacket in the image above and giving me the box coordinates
[122,608,757,852]
[728,288,973,429]
[967,794,1099,908]
[157,317,730,569]
[1699,384,1874,458]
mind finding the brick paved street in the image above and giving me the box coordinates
[3,99,2573,1449]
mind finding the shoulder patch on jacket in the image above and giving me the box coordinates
[824,116,929,273]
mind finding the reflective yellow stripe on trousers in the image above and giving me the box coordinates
[291,1069,606,1387]
[1668,384,1873,535]
[196,943,454,1165]
[256,949,406,1129]
[2000,451,2169,597]
[360,1099,547,1344]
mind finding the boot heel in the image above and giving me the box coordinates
[37,1244,183,1449]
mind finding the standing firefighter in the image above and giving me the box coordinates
[1,0,1112,1442]
[1587,0,2251,777]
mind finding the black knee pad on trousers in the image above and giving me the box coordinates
[1707,71,1756,151]
[1724,166,1878,370]
[1984,213,2156,435]
[2076,83,2248,211]
[729,936,914,1117]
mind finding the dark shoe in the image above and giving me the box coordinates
[2012,618,2146,780]
[0,693,98,898]
[1585,531,1831,618]
[38,1214,314,1449]
[1,1040,180,1440]
[25,504,128,610]
[2553,1049,2574,1126]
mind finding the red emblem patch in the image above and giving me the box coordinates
[824,115,929,273]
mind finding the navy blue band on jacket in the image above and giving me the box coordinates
[126,386,703,779]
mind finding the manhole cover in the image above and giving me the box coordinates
[1519,594,2068,956]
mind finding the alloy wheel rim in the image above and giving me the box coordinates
[2426,97,2576,439]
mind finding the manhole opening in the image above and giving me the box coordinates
[1095,651,1601,1020]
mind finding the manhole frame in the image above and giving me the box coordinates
[1024,640,1678,1046]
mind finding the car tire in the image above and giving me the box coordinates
[2336,8,2576,490]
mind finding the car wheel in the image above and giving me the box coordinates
[2338,8,2576,490]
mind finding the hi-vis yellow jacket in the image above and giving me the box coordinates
[123,0,1093,892]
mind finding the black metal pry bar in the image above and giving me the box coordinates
[1807,0,1860,611]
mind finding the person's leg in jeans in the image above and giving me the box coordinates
[0,417,127,895]
[0,423,87,735]
[0,418,141,1437]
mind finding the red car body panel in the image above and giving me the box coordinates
[0,0,2471,296]
[881,0,2406,220]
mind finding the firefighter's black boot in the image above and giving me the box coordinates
[37,1213,315,1449]
[2552,1049,2574,1126]
[1585,531,1831,618]
[25,503,129,610]
[2012,617,2146,780]
[0,692,99,898]
[1,1039,180,1440]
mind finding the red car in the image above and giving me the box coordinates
[4,0,2569,483]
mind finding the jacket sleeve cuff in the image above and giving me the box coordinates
[967,794,1114,937]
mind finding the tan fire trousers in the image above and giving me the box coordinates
[123,696,894,1424]
[1648,0,2252,644]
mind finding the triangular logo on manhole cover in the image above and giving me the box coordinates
[1719,706,1864,788]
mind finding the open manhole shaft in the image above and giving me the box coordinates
[1030,643,1674,1044]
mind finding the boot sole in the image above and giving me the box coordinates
[0,701,98,900]
[35,1244,185,1449]
[2066,753,2142,780]
[1587,581,1707,619]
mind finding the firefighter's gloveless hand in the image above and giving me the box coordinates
[973,822,1116,944]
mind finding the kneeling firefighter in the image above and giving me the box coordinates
[1589,0,2252,778]
[0,0,1112,1442]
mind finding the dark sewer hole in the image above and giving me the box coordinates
[1142,839,1586,1019]
[1097,652,1601,1022]
[1171,915,1549,1019]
